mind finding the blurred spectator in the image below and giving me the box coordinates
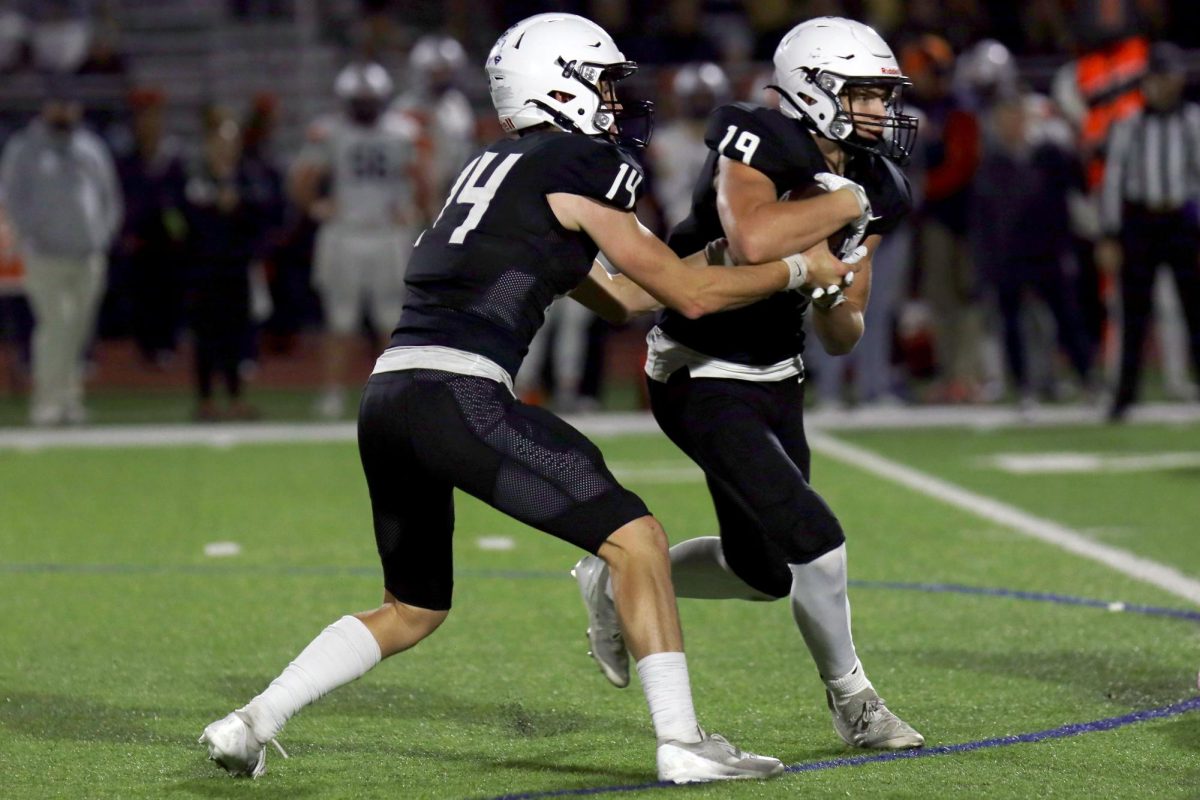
[113,87,188,367]
[0,83,122,425]
[1097,42,1200,421]
[0,204,31,388]
[649,62,730,229]
[392,33,475,202]
[1051,3,1150,351]
[953,38,1018,111]
[27,0,92,73]
[290,62,432,419]
[970,89,1095,408]
[76,27,126,75]
[903,34,986,402]
[0,6,28,72]
[239,92,288,356]
[181,110,273,421]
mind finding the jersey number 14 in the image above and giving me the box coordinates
[425,148,642,246]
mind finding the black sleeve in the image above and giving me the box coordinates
[863,156,913,237]
[705,103,830,197]
[704,104,796,180]
[540,135,645,211]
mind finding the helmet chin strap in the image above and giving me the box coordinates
[527,98,587,135]
[769,83,846,141]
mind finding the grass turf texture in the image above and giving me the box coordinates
[1,426,1198,798]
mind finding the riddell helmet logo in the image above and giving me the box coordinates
[500,117,516,132]
[881,66,900,75]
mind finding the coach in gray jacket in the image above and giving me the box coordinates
[0,92,123,425]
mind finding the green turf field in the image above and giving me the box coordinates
[2,420,1198,798]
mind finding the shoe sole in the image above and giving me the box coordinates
[657,743,784,783]
[199,711,272,778]
[835,728,925,750]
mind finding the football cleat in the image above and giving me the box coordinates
[826,686,924,749]
[199,710,288,779]
[571,555,629,688]
[657,730,785,783]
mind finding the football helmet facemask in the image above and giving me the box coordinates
[486,13,653,149]
[770,16,918,163]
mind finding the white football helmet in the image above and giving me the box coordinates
[486,13,653,148]
[409,33,466,95]
[673,62,732,118]
[335,62,393,124]
[771,16,918,162]
[954,39,1019,106]
[410,34,466,75]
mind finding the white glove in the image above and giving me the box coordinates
[812,172,872,223]
[808,280,848,310]
[804,246,863,310]
[842,244,869,265]
[813,172,872,259]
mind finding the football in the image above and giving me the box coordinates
[780,182,853,256]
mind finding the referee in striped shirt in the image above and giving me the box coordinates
[1097,42,1200,421]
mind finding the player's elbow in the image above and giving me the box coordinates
[822,337,859,356]
[729,231,771,266]
[819,324,864,355]
[674,293,711,320]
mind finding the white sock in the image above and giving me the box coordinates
[240,615,382,741]
[635,652,702,744]
[667,536,777,601]
[789,544,859,680]
[825,659,872,699]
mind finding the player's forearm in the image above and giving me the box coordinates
[811,252,871,354]
[812,304,864,355]
[677,261,792,318]
[722,191,860,263]
[569,263,662,323]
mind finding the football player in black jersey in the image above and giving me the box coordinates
[573,16,926,751]
[200,13,857,785]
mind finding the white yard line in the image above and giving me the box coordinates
[988,451,1200,474]
[809,431,1200,606]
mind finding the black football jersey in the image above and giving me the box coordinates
[390,131,645,377]
[660,102,912,365]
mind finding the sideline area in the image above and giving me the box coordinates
[2,402,1199,451]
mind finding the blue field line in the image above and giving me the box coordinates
[848,579,1200,622]
[483,696,1200,800]
[3,560,1199,621]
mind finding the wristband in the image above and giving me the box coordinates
[782,253,809,290]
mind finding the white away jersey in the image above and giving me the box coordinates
[301,110,422,230]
